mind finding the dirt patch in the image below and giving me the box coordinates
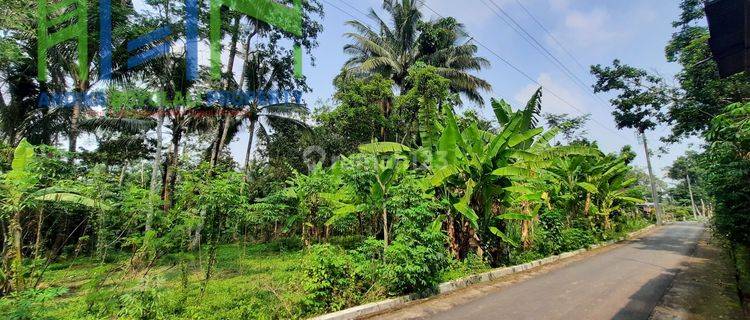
[650,232,746,320]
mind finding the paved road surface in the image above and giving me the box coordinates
[374,222,705,320]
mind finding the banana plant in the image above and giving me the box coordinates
[423,102,550,264]
[356,142,411,250]
[1,140,106,292]
[589,158,644,230]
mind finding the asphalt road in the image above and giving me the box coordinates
[374,222,705,320]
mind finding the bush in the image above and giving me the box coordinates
[665,205,693,221]
[0,288,68,320]
[441,253,490,282]
[560,228,595,251]
[267,236,304,252]
[328,235,366,250]
[379,204,448,295]
[300,245,363,314]
[380,235,446,296]
[537,209,566,255]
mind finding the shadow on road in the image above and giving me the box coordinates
[612,269,680,320]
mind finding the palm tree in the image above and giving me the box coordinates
[342,0,491,103]
[219,47,310,172]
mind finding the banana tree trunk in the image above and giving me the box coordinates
[583,192,591,216]
[10,211,24,292]
[382,206,389,251]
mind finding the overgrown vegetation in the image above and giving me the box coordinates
[2,0,738,319]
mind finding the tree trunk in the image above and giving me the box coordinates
[382,206,389,251]
[686,173,698,219]
[189,210,206,251]
[521,203,531,249]
[210,16,242,167]
[140,161,145,188]
[243,119,257,172]
[118,160,129,187]
[68,102,80,163]
[163,124,182,211]
[34,208,44,260]
[217,114,233,160]
[583,192,592,216]
[147,108,165,232]
[209,112,224,167]
[10,211,24,292]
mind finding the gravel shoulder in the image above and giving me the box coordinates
[650,230,746,320]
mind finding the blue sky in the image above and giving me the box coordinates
[230,0,701,182]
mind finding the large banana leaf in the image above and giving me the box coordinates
[453,179,478,229]
[616,196,644,204]
[430,165,460,186]
[520,87,543,130]
[576,182,599,194]
[490,226,518,247]
[492,166,533,178]
[453,201,478,229]
[358,142,411,154]
[508,127,543,147]
[35,192,110,210]
[11,139,34,173]
[491,98,513,126]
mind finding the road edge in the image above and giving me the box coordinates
[309,224,658,320]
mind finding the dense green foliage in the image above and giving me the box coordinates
[0,0,679,319]
[591,0,749,254]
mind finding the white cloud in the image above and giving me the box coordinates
[548,0,569,11]
[513,73,589,115]
[562,8,618,47]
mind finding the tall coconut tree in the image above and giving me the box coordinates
[342,0,491,103]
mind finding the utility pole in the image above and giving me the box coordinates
[641,132,663,225]
[686,173,698,220]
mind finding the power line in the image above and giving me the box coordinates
[513,0,589,74]
[333,0,372,21]
[419,2,626,138]
[319,0,375,29]
[480,0,593,96]
[327,0,628,140]
[511,0,614,108]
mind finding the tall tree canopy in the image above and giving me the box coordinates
[341,0,491,103]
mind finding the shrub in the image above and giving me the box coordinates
[537,209,566,255]
[560,228,595,251]
[379,204,448,296]
[441,253,490,282]
[380,235,447,296]
[665,205,693,221]
[328,235,366,250]
[267,236,304,252]
[0,288,68,320]
[300,245,363,314]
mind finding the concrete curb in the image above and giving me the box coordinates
[310,224,657,320]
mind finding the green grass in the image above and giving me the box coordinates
[16,243,310,319]
[2,221,651,319]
